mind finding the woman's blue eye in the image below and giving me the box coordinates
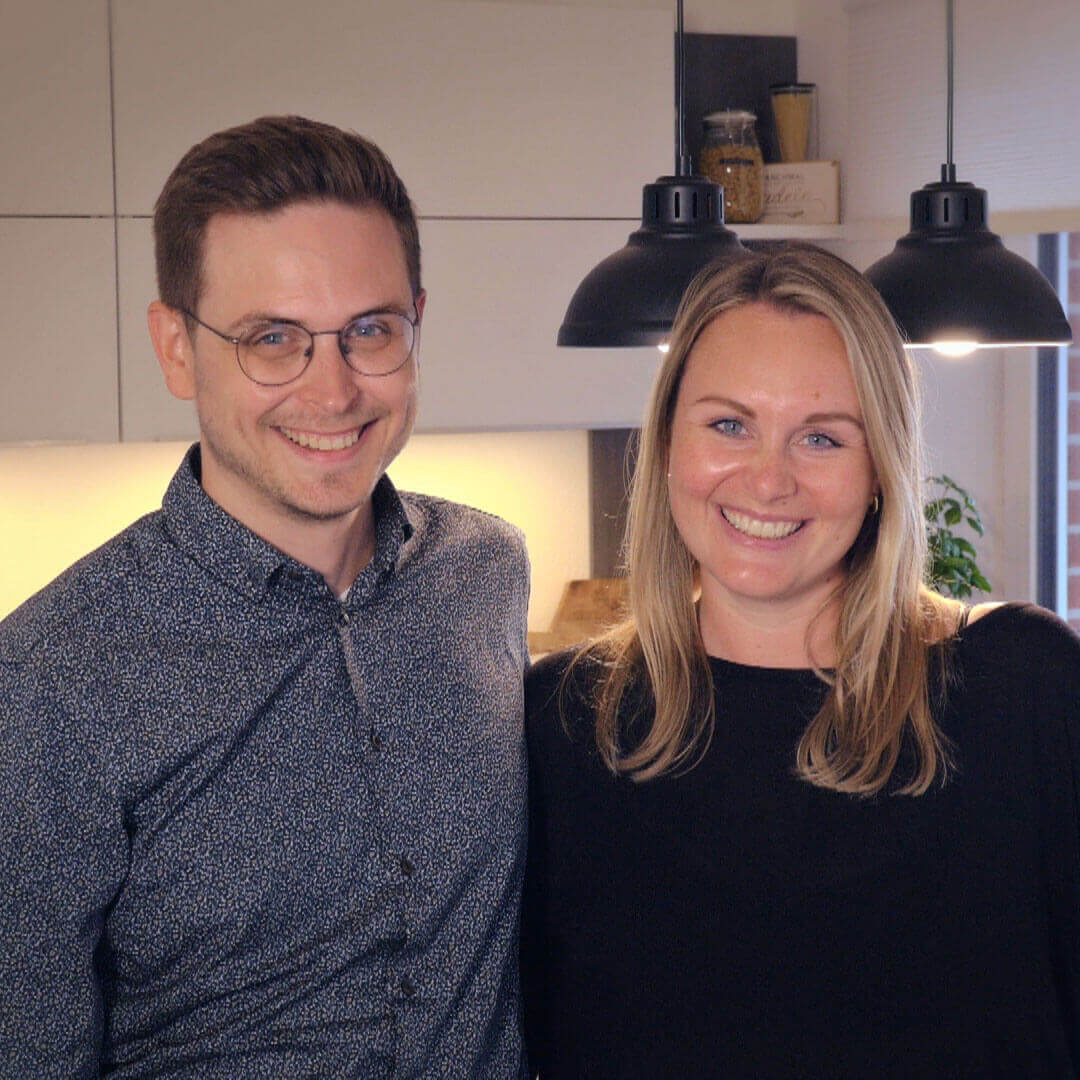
[713,419,744,436]
[804,432,840,448]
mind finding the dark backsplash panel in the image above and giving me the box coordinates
[679,33,798,169]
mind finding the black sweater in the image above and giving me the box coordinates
[522,603,1080,1078]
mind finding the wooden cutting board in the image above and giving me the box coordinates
[527,577,628,656]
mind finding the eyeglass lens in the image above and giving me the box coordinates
[237,312,415,385]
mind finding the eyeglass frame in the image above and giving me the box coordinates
[178,303,422,386]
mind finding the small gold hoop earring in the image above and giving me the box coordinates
[871,493,881,515]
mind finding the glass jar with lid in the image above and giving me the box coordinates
[698,110,763,224]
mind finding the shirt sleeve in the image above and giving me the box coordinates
[0,662,129,1078]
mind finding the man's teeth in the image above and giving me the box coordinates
[722,508,802,539]
[281,427,362,451]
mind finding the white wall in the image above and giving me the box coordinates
[845,0,1080,233]
[0,433,591,633]
[836,0,1080,603]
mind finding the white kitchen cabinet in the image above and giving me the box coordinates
[417,218,664,431]
[110,0,671,220]
[116,218,196,443]
[0,0,113,215]
[0,219,118,443]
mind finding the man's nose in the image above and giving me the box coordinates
[296,333,359,409]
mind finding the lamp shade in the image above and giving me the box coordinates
[557,175,748,347]
[865,177,1072,348]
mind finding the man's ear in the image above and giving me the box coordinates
[147,301,197,401]
[412,289,427,370]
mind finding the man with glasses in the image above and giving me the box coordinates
[0,116,529,1077]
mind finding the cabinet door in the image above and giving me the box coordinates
[0,0,112,215]
[0,220,118,444]
[111,0,670,219]
[417,218,662,431]
[117,218,197,443]
[0,0,117,445]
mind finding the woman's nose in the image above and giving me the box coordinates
[745,442,798,501]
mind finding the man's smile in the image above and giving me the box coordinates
[277,424,369,451]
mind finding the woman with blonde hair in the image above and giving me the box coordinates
[521,244,1080,1077]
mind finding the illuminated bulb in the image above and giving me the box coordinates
[657,342,670,354]
[931,340,979,358]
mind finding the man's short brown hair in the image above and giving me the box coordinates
[153,115,421,316]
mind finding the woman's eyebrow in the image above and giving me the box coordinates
[804,411,865,428]
[689,394,754,416]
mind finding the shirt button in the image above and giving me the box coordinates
[401,975,416,999]
[399,855,415,877]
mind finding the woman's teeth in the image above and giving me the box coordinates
[722,508,803,539]
[280,427,362,451]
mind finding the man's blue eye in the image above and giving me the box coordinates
[347,318,391,339]
[244,325,306,352]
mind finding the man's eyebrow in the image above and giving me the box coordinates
[227,310,291,330]
[227,302,414,331]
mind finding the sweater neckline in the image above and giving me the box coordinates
[706,653,828,683]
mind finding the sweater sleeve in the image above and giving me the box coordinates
[521,648,583,1077]
[1024,607,1080,1066]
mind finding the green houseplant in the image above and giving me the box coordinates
[924,474,992,599]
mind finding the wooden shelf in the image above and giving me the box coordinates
[733,223,845,241]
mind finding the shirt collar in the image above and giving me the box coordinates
[352,467,415,603]
[161,444,414,603]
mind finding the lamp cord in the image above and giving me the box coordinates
[676,0,690,176]
[943,0,956,182]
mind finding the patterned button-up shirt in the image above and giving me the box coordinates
[0,446,530,1078]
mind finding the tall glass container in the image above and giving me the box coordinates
[698,110,763,224]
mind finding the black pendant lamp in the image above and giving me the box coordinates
[864,0,1071,355]
[557,0,747,348]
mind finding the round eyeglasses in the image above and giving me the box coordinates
[180,307,420,386]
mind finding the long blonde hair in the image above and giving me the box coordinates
[571,244,963,796]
